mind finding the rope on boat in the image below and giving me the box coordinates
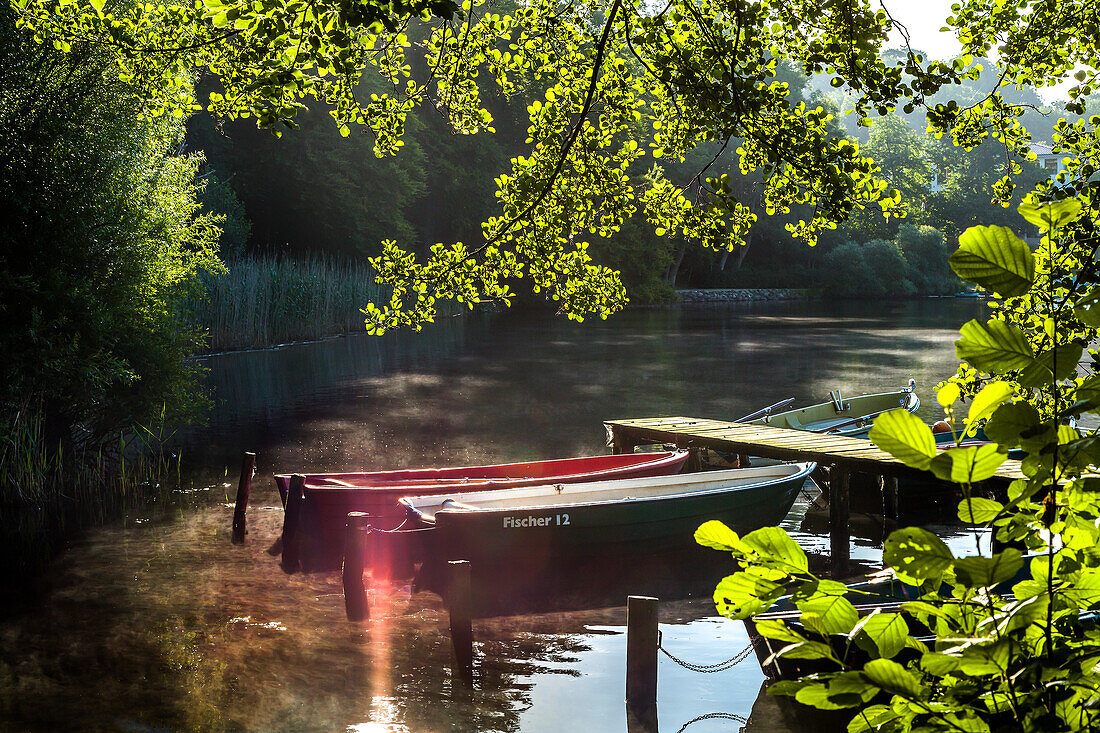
[674,712,748,732]
[656,630,755,673]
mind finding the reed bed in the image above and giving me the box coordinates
[192,254,390,352]
[0,405,180,588]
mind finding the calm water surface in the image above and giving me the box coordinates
[0,299,987,732]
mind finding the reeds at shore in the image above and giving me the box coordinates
[191,254,389,352]
[0,404,182,588]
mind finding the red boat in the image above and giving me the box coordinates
[277,451,689,570]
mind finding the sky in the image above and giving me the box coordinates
[881,0,961,61]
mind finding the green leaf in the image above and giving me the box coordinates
[983,401,1043,447]
[89,0,105,11]
[966,382,1015,427]
[740,526,808,571]
[861,658,924,699]
[854,611,908,659]
[949,225,1034,297]
[929,444,1007,483]
[1018,198,1084,232]
[942,711,991,733]
[957,496,1003,523]
[797,594,859,636]
[920,652,962,676]
[937,382,961,408]
[847,704,902,733]
[774,640,837,661]
[869,409,937,470]
[695,520,741,551]
[712,570,785,619]
[795,682,851,710]
[953,549,1023,588]
[753,619,808,644]
[883,527,955,585]
[956,319,1035,374]
[1074,287,1100,327]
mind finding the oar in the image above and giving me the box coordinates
[735,397,796,423]
[820,407,897,434]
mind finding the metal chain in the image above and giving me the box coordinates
[656,630,755,673]
[675,712,748,732]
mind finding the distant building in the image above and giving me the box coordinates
[1028,142,1068,176]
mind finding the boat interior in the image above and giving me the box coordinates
[402,463,814,520]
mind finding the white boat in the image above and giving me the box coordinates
[400,463,816,564]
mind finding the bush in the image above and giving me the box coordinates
[896,224,961,295]
[0,8,221,446]
[819,239,915,298]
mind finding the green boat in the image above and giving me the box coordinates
[400,463,816,569]
[746,380,919,436]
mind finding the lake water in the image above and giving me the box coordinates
[0,299,987,732]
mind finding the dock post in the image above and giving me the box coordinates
[883,476,899,522]
[684,447,702,472]
[606,424,637,455]
[280,474,306,573]
[626,595,659,727]
[343,512,372,621]
[447,560,474,680]
[829,466,850,577]
[231,451,256,544]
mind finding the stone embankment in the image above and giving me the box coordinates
[676,288,811,303]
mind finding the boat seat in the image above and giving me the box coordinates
[803,417,854,432]
[439,498,481,512]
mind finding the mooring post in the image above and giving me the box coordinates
[447,560,474,679]
[684,447,702,473]
[883,475,899,521]
[606,424,637,455]
[280,474,306,573]
[829,465,851,577]
[231,451,256,544]
[626,595,659,724]
[343,512,371,621]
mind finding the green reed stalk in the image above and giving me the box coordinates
[189,253,391,352]
[0,403,181,587]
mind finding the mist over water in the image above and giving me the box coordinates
[0,299,986,732]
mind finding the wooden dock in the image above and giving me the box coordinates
[604,416,1024,575]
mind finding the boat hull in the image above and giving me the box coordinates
[749,385,919,435]
[283,451,689,570]
[410,464,815,577]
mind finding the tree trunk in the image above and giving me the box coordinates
[666,241,687,286]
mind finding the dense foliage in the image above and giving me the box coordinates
[0,5,221,447]
[14,0,1029,329]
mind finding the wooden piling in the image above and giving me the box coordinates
[626,595,659,720]
[280,474,306,573]
[447,560,474,679]
[342,512,371,621]
[683,447,702,472]
[231,452,256,544]
[829,465,850,577]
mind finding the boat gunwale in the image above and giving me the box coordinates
[401,461,816,524]
[281,450,689,493]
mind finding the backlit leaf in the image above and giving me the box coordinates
[953,549,1023,588]
[869,409,937,470]
[883,527,954,585]
[861,658,924,698]
[740,526,808,571]
[957,496,1003,523]
[1018,198,1084,232]
[966,382,1015,427]
[950,225,1034,297]
[695,520,742,551]
[929,444,1007,483]
[956,319,1035,374]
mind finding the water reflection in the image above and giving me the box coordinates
[1,299,987,731]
